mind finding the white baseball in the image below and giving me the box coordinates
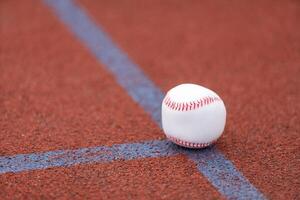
[161,83,226,148]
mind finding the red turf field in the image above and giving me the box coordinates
[1,0,299,199]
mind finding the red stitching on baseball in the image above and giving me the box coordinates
[166,135,215,148]
[163,96,221,111]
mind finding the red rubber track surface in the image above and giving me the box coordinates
[1,156,222,199]
[0,0,162,155]
[0,0,221,199]
[1,0,300,199]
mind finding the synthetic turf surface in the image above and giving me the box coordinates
[1,0,299,199]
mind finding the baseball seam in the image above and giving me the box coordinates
[166,135,215,148]
[163,95,221,111]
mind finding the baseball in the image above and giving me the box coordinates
[161,83,226,148]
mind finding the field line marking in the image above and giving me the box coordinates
[0,140,178,174]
